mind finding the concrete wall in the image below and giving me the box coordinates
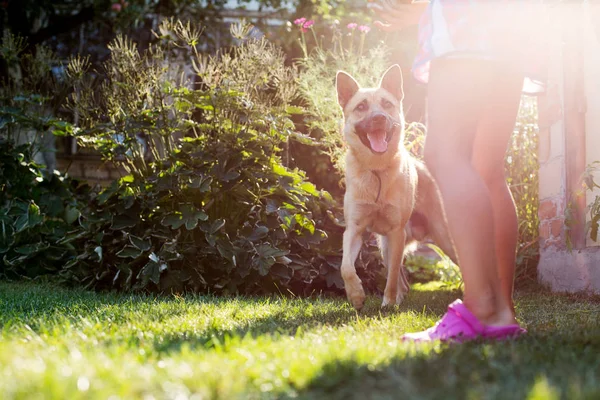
[537,4,600,294]
[583,2,600,248]
[537,6,567,251]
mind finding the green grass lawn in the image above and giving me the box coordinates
[0,281,599,400]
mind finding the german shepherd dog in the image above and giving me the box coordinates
[336,65,457,309]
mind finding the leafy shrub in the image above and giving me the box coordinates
[506,96,540,283]
[54,21,384,295]
[0,32,72,170]
[0,139,91,279]
[0,32,94,280]
[405,248,462,290]
[60,136,354,294]
[0,15,543,295]
[580,161,600,243]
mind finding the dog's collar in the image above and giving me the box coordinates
[371,170,382,203]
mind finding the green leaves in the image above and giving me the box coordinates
[0,216,15,254]
[137,253,168,287]
[129,235,152,251]
[254,244,289,276]
[206,219,226,235]
[14,202,44,234]
[161,204,208,230]
[61,141,356,294]
[64,205,81,224]
[247,225,268,242]
[188,175,212,192]
[116,246,143,259]
[588,196,600,242]
[285,105,304,115]
[51,120,75,137]
[14,242,49,256]
[111,213,139,230]
[160,214,183,229]
[0,140,92,278]
[583,162,600,243]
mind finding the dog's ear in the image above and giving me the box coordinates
[378,64,404,102]
[336,71,360,109]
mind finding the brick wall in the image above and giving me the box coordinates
[56,155,125,187]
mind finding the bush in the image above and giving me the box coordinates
[60,136,355,294]
[0,31,73,170]
[506,96,540,283]
[0,16,543,295]
[53,21,384,295]
[0,139,91,279]
[577,161,600,244]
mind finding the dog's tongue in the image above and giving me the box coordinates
[367,131,388,153]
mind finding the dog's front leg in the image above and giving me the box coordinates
[341,225,366,310]
[382,226,408,307]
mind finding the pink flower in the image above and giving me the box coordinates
[294,17,307,26]
[111,2,122,11]
[303,20,314,29]
[358,25,371,33]
[347,23,358,30]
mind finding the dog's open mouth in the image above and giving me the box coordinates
[355,115,400,155]
[367,129,388,153]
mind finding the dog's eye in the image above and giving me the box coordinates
[355,102,367,112]
[382,99,394,108]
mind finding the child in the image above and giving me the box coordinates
[370,0,548,341]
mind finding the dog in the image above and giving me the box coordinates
[336,64,458,309]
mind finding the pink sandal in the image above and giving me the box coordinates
[402,300,526,343]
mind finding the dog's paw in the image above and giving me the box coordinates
[382,288,406,308]
[349,289,366,310]
[396,289,407,304]
[381,294,396,308]
[345,278,366,310]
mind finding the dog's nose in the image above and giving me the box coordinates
[370,113,388,129]
[372,113,387,124]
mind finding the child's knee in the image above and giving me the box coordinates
[476,164,507,190]
[423,144,462,179]
[423,145,442,177]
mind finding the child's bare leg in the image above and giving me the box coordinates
[423,58,517,326]
[472,75,523,313]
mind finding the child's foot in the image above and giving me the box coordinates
[402,299,526,343]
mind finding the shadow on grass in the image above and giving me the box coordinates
[286,286,600,400]
[2,281,600,399]
[0,280,460,355]
[5,281,599,371]
[148,305,356,354]
[288,333,600,400]
[148,283,462,354]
